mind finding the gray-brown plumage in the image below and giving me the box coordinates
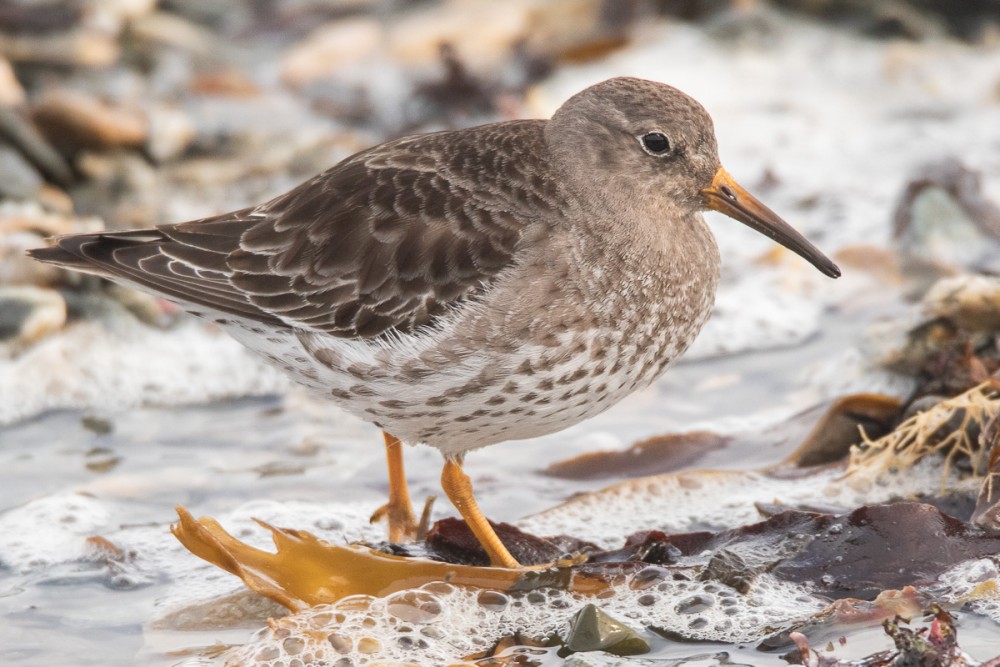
[31,77,840,568]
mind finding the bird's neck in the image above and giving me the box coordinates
[567,206,721,327]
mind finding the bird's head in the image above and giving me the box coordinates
[546,77,840,278]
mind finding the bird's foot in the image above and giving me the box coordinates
[371,494,435,543]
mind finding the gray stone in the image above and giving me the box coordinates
[564,604,650,656]
[0,286,67,345]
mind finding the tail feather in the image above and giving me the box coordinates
[28,238,116,277]
[26,229,285,325]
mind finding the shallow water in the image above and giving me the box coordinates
[0,301,975,666]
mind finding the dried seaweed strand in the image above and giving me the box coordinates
[847,380,1000,486]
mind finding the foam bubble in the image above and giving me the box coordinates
[0,492,112,572]
[201,571,822,667]
[0,317,288,426]
[169,460,973,665]
[519,457,964,550]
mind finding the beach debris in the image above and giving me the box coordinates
[847,380,1000,484]
[971,416,1000,530]
[761,585,926,652]
[870,274,1000,403]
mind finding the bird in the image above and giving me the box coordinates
[30,77,840,569]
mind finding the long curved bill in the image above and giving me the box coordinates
[701,167,841,278]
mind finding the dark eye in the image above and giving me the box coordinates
[641,132,671,155]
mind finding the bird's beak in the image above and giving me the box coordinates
[701,167,841,278]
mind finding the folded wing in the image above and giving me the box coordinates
[30,120,563,338]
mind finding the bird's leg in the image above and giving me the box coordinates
[440,456,520,568]
[370,431,419,542]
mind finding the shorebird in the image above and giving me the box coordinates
[31,77,840,569]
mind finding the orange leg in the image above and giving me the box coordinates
[440,456,519,568]
[369,432,419,542]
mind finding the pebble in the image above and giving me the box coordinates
[72,151,161,228]
[0,107,75,186]
[892,159,1000,280]
[281,17,383,88]
[0,144,43,200]
[0,204,103,286]
[0,56,25,107]
[145,105,196,162]
[31,90,148,153]
[564,604,650,656]
[128,10,216,54]
[0,29,120,67]
[0,286,67,346]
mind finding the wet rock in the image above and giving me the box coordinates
[699,548,755,594]
[0,143,43,200]
[892,159,1000,281]
[105,284,178,328]
[31,90,148,154]
[770,0,948,40]
[0,107,75,186]
[72,151,161,228]
[564,604,650,656]
[544,431,729,480]
[0,2,83,35]
[145,105,195,162]
[85,447,122,473]
[81,414,114,435]
[0,27,119,67]
[0,285,67,345]
[280,17,382,88]
[0,202,103,285]
[125,9,213,54]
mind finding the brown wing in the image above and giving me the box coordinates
[31,120,565,338]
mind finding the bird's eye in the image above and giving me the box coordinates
[640,132,671,155]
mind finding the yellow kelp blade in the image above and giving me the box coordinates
[171,507,594,611]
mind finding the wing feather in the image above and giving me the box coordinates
[30,119,565,338]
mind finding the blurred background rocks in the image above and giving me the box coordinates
[1,0,999,347]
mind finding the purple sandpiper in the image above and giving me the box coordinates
[31,77,840,568]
